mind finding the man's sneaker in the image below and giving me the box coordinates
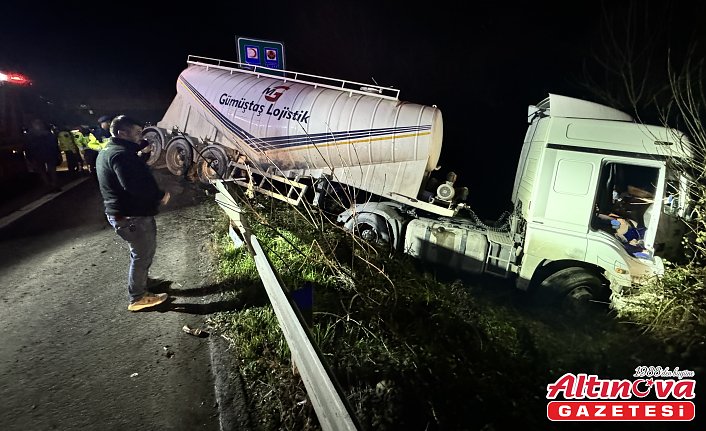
[128,292,168,311]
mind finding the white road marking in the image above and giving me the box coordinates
[0,177,90,229]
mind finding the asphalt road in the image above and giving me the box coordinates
[0,169,237,430]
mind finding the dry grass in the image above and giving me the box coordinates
[611,263,706,349]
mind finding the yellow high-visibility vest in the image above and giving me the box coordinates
[57,131,79,153]
[85,133,106,151]
[71,130,88,150]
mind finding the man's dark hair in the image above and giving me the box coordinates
[110,115,142,137]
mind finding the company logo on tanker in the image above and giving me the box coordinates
[218,85,310,123]
[263,85,289,102]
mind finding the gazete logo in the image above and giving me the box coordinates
[263,85,290,102]
[546,368,696,422]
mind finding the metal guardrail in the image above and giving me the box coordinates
[187,54,400,101]
[213,180,359,431]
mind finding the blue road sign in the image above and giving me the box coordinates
[236,36,286,73]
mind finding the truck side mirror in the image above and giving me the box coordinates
[527,105,547,124]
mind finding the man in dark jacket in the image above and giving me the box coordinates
[24,118,62,192]
[96,115,171,311]
[94,115,113,141]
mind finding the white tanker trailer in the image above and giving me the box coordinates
[146,55,443,207]
[147,55,694,307]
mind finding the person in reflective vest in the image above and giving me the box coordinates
[70,128,88,172]
[81,128,105,175]
[57,127,83,176]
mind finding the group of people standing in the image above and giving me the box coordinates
[23,115,113,191]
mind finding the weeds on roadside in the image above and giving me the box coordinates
[612,262,706,351]
[206,198,557,430]
[205,182,706,430]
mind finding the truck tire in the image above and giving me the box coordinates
[348,213,390,244]
[538,267,606,309]
[165,137,193,176]
[196,145,229,184]
[141,127,166,167]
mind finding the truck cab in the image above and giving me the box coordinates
[512,94,692,297]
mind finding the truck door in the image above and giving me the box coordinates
[523,148,598,265]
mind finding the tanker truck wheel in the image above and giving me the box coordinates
[196,145,229,185]
[346,213,391,245]
[537,267,607,312]
[164,137,194,177]
[141,127,166,167]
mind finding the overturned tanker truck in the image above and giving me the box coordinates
[144,55,693,305]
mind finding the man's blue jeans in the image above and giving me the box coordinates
[107,215,157,302]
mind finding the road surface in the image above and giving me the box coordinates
[0,169,239,430]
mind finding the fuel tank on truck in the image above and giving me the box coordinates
[404,218,490,274]
[158,57,443,200]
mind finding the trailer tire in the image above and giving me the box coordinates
[165,137,194,176]
[537,267,606,310]
[196,145,229,184]
[141,127,166,167]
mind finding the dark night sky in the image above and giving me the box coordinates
[2,1,703,216]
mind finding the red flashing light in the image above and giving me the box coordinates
[0,71,31,85]
[9,74,29,84]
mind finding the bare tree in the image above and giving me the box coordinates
[662,51,706,264]
[580,1,673,120]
